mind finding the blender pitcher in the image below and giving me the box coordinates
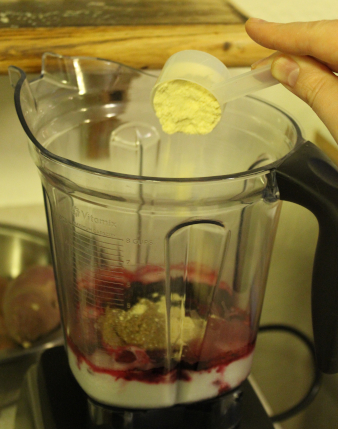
[8,53,338,410]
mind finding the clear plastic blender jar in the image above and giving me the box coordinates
[9,53,338,409]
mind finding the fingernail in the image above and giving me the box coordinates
[272,56,300,87]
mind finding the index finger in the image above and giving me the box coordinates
[245,19,338,67]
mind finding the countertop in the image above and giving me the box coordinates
[0,0,274,74]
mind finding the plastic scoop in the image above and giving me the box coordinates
[151,50,279,135]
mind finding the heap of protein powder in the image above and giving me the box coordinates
[153,79,222,135]
[151,50,228,135]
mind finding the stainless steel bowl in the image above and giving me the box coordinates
[0,223,63,407]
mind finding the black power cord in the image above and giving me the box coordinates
[258,324,323,423]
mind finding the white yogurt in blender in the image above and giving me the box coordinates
[68,347,253,408]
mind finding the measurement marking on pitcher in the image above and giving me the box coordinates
[73,246,124,263]
[71,227,123,243]
[73,235,124,248]
[72,264,125,279]
[73,251,124,265]
[71,228,129,311]
[76,268,125,282]
[76,268,126,281]
[73,235,124,249]
[73,253,124,268]
[71,227,124,244]
[77,233,123,243]
[73,236,124,252]
[58,217,119,238]
[73,252,123,262]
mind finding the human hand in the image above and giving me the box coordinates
[245,19,338,143]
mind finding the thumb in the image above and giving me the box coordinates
[269,54,338,143]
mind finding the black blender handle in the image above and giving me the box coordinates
[275,141,338,374]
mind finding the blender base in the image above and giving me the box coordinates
[15,346,275,429]
[87,389,242,429]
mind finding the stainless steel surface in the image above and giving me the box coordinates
[0,223,50,279]
[0,328,63,364]
[0,223,63,408]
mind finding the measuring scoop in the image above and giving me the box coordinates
[152,50,279,108]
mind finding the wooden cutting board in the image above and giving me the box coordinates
[0,0,273,74]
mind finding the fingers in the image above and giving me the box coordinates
[253,52,338,142]
[246,18,338,142]
[245,19,338,70]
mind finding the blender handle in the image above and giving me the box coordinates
[275,141,338,374]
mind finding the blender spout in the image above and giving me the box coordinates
[41,52,81,90]
[8,66,24,90]
[8,65,38,114]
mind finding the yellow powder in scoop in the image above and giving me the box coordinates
[153,79,221,135]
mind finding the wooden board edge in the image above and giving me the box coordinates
[0,24,273,74]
